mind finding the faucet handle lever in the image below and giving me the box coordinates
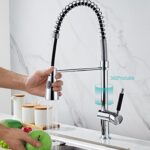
[116,88,124,115]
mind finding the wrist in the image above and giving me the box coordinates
[24,75,34,94]
[22,75,28,92]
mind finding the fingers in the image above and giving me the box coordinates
[52,80,63,87]
[9,143,25,150]
[55,72,62,79]
[15,143,26,150]
[10,140,26,150]
[38,67,54,77]
[53,86,62,92]
[38,68,62,80]
[21,132,41,147]
[52,80,63,91]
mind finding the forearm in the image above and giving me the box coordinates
[0,67,27,91]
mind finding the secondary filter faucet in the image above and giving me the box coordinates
[45,0,124,140]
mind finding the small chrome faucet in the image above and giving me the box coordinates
[45,0,124,140]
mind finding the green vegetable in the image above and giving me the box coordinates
[0,119,23,129]
[0,140,9,149]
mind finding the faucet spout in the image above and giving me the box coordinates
[51,0,107,67]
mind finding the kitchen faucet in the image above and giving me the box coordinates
[45,0,124,140]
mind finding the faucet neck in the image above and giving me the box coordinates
[51,0,107,67]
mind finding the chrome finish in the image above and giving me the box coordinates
[100,59,109,139]
[45,75,52,100]
[45,68,59,100]
[57,67,102,73]
[98,110,123,126]
[49,0,124,140]
[100,61,109,69]
[53,68,59,100]
[101,38,108,61]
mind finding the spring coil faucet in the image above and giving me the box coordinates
[45,0,124,140]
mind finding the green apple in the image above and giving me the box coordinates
[0,119,23,129]
[26,130,52,150]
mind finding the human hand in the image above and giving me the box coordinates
[1,128,41,150]
[25,67,63,97]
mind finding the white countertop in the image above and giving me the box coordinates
[47,124,150,150]
[0,113,150,150]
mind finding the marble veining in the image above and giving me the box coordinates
[10,0,150,140]
[10,34,29,74]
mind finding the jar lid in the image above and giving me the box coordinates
[34,105,48,110]
[22,103,34,108]
[14,94,25,97]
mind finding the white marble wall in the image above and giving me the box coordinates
[10,0,150,140]
[0,0,11,114]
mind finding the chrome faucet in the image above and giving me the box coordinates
[45,0,124,140]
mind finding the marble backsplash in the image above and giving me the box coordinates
[10,0,150,140]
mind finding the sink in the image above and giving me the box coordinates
[53,145,87,150]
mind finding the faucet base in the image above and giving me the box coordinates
[101,135,111,140]
[100,120,111,140]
